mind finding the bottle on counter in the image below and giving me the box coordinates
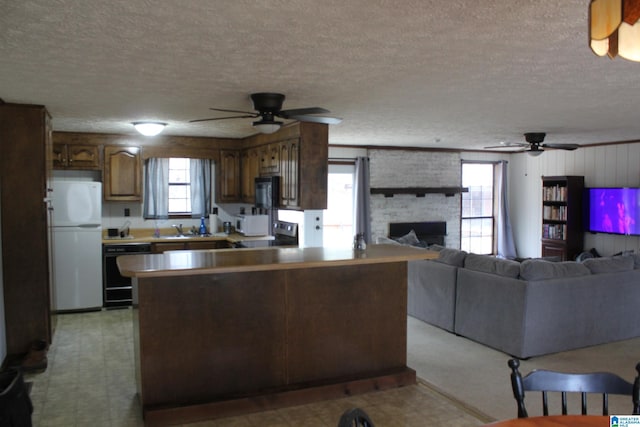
[353,233,366,251]
[199,217,207,235]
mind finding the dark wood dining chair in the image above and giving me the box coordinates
[508,358,640,418]
[338,407,375,427]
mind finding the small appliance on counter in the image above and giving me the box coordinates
[235,214,269,236]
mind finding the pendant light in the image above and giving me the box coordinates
[590,0,640,61]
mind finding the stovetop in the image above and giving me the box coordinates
[271,220,298,246]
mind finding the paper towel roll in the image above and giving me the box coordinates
[209,214,218,232]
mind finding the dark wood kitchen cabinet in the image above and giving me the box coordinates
[0,103,54,357]
[217,149,241,203]
[52,143,101,170]
[279,139,299,208]
[259,143,280,175]
[103,146,142,201]
[296,123,328,209]
[241,147,260,203]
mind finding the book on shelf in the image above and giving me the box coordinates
[543,184,567,202]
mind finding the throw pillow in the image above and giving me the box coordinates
[393,229,420,246]
[376,236,401,245]
[464,253,520,278]
[582,256,634,274]
[520,259,591,281]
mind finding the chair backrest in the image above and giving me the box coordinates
[338,407,375,427]
[508,358,640,418]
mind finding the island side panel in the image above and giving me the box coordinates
[135,270,288,407]
[286,262,408,384]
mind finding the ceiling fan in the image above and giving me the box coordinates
[190,92,342,134]
[485,133,580,156]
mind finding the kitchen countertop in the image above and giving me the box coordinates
[117,244,438,278]
[101,228,274,245]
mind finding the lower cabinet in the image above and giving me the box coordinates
[151,241,228,253]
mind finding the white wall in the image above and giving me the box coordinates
[509,143,640,258]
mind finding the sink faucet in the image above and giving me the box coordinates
[172,224,184,236]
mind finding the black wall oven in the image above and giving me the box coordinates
[102,243,151,308]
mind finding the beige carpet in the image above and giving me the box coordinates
[407,316,640,422]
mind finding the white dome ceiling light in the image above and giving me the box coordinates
[132,121,167,136]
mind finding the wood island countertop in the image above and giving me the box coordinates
[117,244,438,278]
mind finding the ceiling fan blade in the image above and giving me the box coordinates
[278,107,330,118]
[542,143,580,151]
[208,107,258,115]
[189,114,257,123]
[287,114,343,124]
[484,143,528,149]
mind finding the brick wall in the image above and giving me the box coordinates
[369,149,461,248]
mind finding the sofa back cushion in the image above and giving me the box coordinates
[520,259,591,281]
[434,248,467,267]
[464,253,521,278]
[582,255,635,274]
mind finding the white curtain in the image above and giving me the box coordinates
[353,157,371,243]
[143,158,211,219]
[190,158,211,217]
[143,158,170,219]
[496,160,517,259]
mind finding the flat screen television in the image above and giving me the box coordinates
[585,187,640,236]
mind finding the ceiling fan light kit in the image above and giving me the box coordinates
[590,0,640,61]
[132,121,167,136]
[253,120,283,134]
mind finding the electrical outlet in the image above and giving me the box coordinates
[124,208,130,217]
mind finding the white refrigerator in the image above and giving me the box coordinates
[51,180,103,311]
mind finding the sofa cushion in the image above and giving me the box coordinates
[519,259,591,281]
[434,248,467,267]
[622,253,640,269]
[464,253,520,278]
[582,256,634,274]
[393,229,420,246]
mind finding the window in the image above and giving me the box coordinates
[461,162,495,254]
[168,158,191,214]
[143,157,211,219]
[323,164,355,248]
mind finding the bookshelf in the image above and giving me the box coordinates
[541,176,584,261]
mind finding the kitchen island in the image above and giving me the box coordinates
[118,244,437,426]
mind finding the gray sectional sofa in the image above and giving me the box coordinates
[407,248,640,359]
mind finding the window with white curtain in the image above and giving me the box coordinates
[461,162,495,254]
[168,158,191,214]
[323,163,355,248]
[143,157,211,219]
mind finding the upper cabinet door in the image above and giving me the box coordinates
[103,146,142,201]
[217,149,241,203]
[52,143,101,170]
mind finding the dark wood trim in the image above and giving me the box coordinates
[371,187,468,197]
[143,368,416,426]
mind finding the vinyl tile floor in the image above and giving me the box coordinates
[24,309,489,427]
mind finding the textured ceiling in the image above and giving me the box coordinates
[2,0,640,150]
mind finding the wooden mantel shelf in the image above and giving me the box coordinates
[370,187,468,197]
